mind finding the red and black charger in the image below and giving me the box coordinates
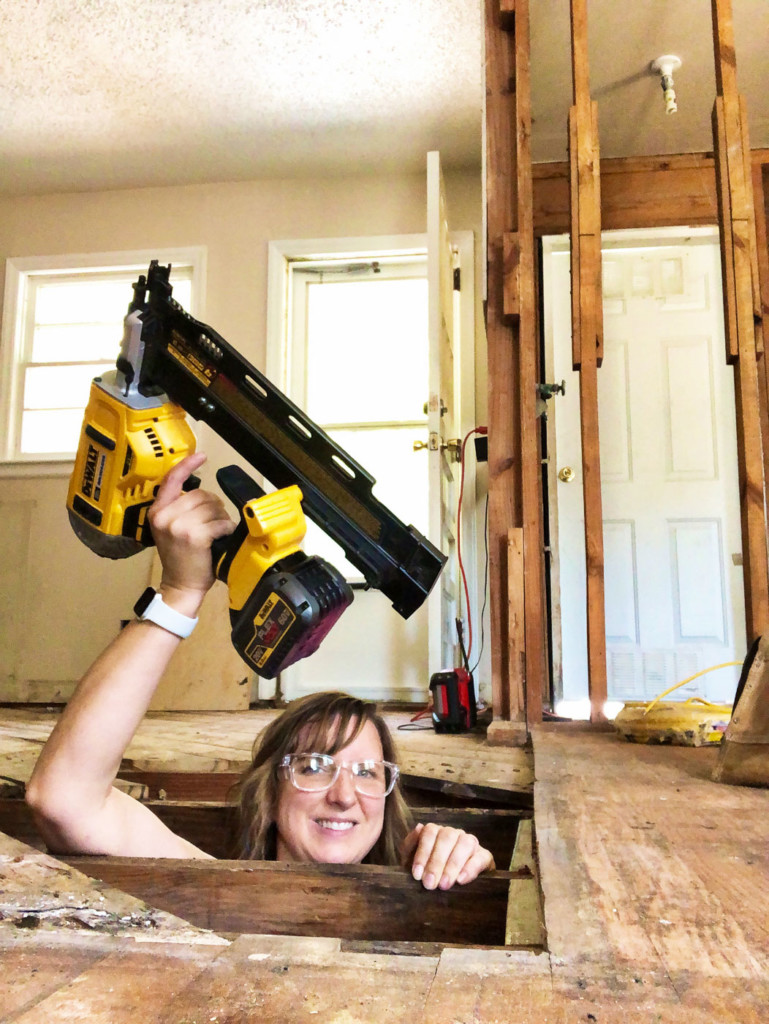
[429,667,478,733]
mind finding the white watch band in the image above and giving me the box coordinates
[134,588,198,638]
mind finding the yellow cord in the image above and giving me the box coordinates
[642,661,742,716]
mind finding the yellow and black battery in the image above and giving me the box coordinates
[212,465,353,678]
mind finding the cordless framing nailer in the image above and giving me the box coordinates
[67,262,446,677]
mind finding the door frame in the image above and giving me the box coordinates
[542,224,739,709]
[265,233,477,702]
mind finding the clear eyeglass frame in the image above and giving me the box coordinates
[278,752,400,798]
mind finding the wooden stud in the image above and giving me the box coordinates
[485,0,519,727]
[712,0,769,641]
[486,0,543,735]
[568,108,582,370]
[752,162,769,501]
[569,0,607,720]
[713,98,740,364]
[503,232,521,320]
[507,528,526,723]
[741,97,764,339]
[513,0,545,730]
[569,0,591,113]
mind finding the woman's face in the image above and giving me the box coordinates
[274,718,387,865]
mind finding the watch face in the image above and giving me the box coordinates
[133,587,157,617]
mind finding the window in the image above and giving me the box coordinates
[270,245,429,579]
[0,249,205,463]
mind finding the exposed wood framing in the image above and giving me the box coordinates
[0,798,528,869]
[753,162,769,517]
[568,0,607,720]
[504,818,545,946]
[64,857,529,946]
[711,0,769,641]
[485,0,544,743]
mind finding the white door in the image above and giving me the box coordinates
[427,150,461,675]
[544,228,746,708]
[265,214,475,703]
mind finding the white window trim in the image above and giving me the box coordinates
[266,235,427,391]
[0,247,207,477]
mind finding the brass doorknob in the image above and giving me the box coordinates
[558,466,576,483]
[413,440,428,452]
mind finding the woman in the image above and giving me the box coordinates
[27,453,494,889]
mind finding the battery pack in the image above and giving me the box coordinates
[230,552,353,678]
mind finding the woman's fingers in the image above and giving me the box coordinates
[147,453,236,596]
[399,822,424,868]
[150,452,207,514]
[408,823,495,890]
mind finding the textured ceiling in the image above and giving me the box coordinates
[0,0,766,197]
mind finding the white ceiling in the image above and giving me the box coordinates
[1,0,766,197]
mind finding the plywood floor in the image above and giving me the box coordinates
[0,705,534,795]
[2,713,769,1022]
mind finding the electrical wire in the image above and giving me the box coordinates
[470,493,490,676]
[456,426,487,664]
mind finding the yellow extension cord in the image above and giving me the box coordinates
[642,661,742,716]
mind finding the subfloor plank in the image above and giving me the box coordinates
[160,933,439,1024]
[6,942,226,1024]
[0,707,534,797]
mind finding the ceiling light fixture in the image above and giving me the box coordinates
[651,55,682,115]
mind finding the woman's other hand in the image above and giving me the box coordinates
[400,822,495,890]
[147,452,236,607]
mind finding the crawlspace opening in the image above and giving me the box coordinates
[1,771,544,951]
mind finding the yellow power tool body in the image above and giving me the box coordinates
[66,261,444,677]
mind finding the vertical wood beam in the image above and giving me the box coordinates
[485,0,543,741]
[711,0,769,642]
[753,163,769,513]
[568,0,607,720]
[512,0,544,730]
[485,0,522,733]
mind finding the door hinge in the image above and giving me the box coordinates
[453,268,461,291]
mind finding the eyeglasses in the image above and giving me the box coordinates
[279,753,400,798]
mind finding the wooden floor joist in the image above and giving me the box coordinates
[61,856,526,946]
[0,797,528,867]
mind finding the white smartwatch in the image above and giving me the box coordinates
[133,587,198,638]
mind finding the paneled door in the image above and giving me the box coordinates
[544,228,747,707]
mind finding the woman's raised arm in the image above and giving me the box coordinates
[26,453,235,859]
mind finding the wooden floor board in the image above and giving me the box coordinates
[0,707,534,796]
[2,716,768,1021]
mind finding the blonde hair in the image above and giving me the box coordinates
[234,691,412,864]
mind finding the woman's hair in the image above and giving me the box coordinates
[233,691,413,865]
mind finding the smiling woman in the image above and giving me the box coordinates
[233,692,495,888]
[25,454,494,891]
[235,692,409,866]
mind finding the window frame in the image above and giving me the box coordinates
[0,247,207,474]
[267,236,431,582]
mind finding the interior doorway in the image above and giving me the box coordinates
[542,227,747,713]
